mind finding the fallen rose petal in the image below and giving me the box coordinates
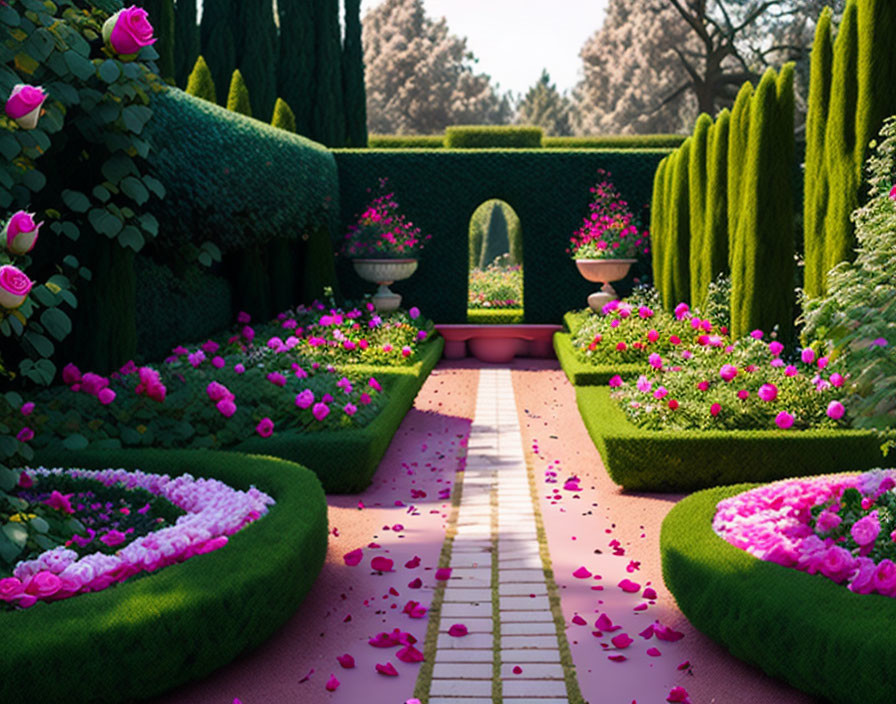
[408,577,422,589]
[410,605,427,618]
[343,548,363,566]
[638,625,655,639]
[325,675,340,692]
[654,622,685,642]
[448,624,468,637]
[396,644,425,663]
[633,603,648,611]
[299,668,314,683]
[371,556,394,572]
[389,586,400,596]
[608,654,627,662]
[647,647,662,657]
[643,587,658,600]
[435,567,452,580]
[375,662,399,676]
[513,666,523,674]
[677,660,690,671]
[573,566,592,579]
[572,614,587,626]
[595,614,621,632]
[369,632,398,648]
[405,556,421,569]
[611,633,633,649]
[336,654,355,668]
[591,630,603,637]
[666,686,691,703]
[618,578,641,593]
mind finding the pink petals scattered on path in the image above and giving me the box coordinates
[434,567,452,580]
[666,686,692,703]
[573,566,592,579]
[325,674,340,691]
[343,548,363,566]
[375,662,398,677]
[448,623,468,637]
[617,578,641,593]
[336,653,355,669]
[371,556,394,572]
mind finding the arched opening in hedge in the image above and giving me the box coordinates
[467,199,524,323]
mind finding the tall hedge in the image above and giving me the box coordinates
[666,140,691,307]
[237,0,278,121]
[311,0,346,146]
[185,55,216,104]
[277,0,316,137]
[727,82,753,273]
[802,7,834,299]
[174,0,200,89]
[688,113,712,306]
[226,70,252,118]
[703,109,730,291]
[199,0,236,106]
[342,0,367,147]
[650,156,669,297]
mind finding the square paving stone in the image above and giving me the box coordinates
[436,632,493,649]
[500,621,558,636]
[500,648,562,663]
[499,569,547,582]
[500,595,551,610]
[430,679,493,697]
[500,662,565,679]
[502,680,568,697]
[498,609,554,623]
[441,601,492,618]
[443,587,492,602]
[500,634,559,649]
[497,556,543,569]
[433,662,493,679]
[432,649,494,663]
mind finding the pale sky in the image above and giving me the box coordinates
[360,0,610,98]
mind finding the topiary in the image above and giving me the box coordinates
[185,54,217,103]
[271,97,296,133]
[478,202,510,269]
[226,69,252,117]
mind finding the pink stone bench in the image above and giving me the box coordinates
[435,324,563,364]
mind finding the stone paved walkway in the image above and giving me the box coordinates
[427,368,569,704]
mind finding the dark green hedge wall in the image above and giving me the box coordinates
[444,125,544,148]
[367,134,445,149]
[332,149,668,323]
[544,135,687,149]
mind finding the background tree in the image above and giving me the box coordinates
[200,0,236,106]
[515,70,572,136]
[236,0,279,121]
[343,0,368,147]
[362,0,511,134]
[185,54,216,103]
[174,0,199,88]
[311,0,346,145]
[134,0,174,81]
[277,0,316,137]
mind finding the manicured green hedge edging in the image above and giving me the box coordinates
[563,309,592,336]
[234,336,444,493]
[554,333,642,386]
[577,385,889,491]
[544,135,685,149]
[662,482,896,704]
[3,448,328,704]
[368,134,445,149]
[445,125,543,148]
[468,308,525,324]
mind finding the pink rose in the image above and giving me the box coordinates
[62,363,81,385]
[4,84,48,128]
[827,400,845,420]
[3,211,40,255]
[255,417,274,438]
[815,510,842,533]
[775,411,794,429]
[757,383,778,402]
[100,530,127,548]
[768,341,784,356]
[103,6,156,59]
[0,264,32,309]
[16,426,34,443]
[312,402,330,421]
[206,381,233,402]
[851,514,881,547]
[801,347,816,365]
[818,546,854,582]
[719,364,738,382]
[295,389,315,409]
[847,556,878,595]
[24,571,62,598]
[872,559,896,596]
[217,399,237,417]
[0,577,25,601]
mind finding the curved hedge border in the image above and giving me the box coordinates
[2,448,328,704]
[576,385,890,491]
[554,332,642,385]
[234,336,444,493]
[662,482,896,704]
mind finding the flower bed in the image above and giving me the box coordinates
[467,262,523,311]
[662,478,896,704]
[0,448,327,704]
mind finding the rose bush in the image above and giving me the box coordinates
[468,261,523,310]
[2,211,41,255]
[102,6,157,61]
[3,84,48,130]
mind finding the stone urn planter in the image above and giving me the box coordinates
[575,258,636,312]
[352,258,418,312]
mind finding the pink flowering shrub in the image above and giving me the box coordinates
[714,469,896,597]
[340,178,432,258]
[568,169,649,260]
[468,262,522,309]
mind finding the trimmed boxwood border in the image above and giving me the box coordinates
[234,336,444,493]
[662,481,896,704]
[576,385,890,491]
[467,308,525,324]
[3,448,328,704]
[554,332,642,386]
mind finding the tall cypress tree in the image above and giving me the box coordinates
[802,7,834,299]
[650,156,668,300]
[661,152,678,309]
[185,55,216,103]
[479,204,510,269]
[727,81,753,273]
[226,69,253,118]
[856,0,896,174]
[174,0,200,88]
[688,113,712,307]
[277,0,316,137]
[704,109,730,290]
[133,0,173,80]
[237,0,279,121]
[200,0,236,106]
[666,140,691,306]
[342,0,368,147]
[312,0,346,145]
[271,98,297,132]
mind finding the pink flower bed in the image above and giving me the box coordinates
[0,467,274,609]
[713,469,896,596]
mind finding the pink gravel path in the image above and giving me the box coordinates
[150,366,478,704]
[511,360,821,704]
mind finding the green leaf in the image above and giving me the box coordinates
[62,433,88,451]
[46,81,79,106]
[34,534,56,550]
[0,529,23,564]
[29,516,49,534]
[62,255,79,269]
[0,133,20,161]
[0,435,17,458]
[101,153,136,183]
[8,313,23,336]
[0,466,17,491]
[118,226,144,252]
[142,174,165,198]
[64,49,95,81]
[98,59,120,84]
[202,241,222,260]
[78,266,92,282]
[22,168,46,193]
[23,330,54,357]
[88,208,123,238]
[0,5,21,26]
[32,285,59,307]
[121,104,152,134]
[40,308,71,341]
[62,189,90,213]
[120,426,142,445]
[120,176,149,205]
[139,212,158,236]
[92,185,111,202]
[25,27,55,61]
[198,251,212,267]
[2,522,27,548]
[4,391,22,408]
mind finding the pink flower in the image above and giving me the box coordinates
[135,366,166,402]
[801,348,816,365]
[0,577,25,602]
[4,85,48,124]
[371,556,394,572]
[647,329,659,343]
[750,329,764,339]
[768,341,784,356]
[873,559,896,596]
[255,418,274,438]
[636,375,652,393]
[653,386,668,400]
[674,302,689,320]
[719,364,738,382]
[237,311,251,324]
[103,6,156,58]
[313,402,330,421]
[648,353,662,369]
[817,356,829,370]
[369,377,382,392]
[45,490,75,514]
[4,210,41,254]
[408,306,420,319]
[737,389,750,400]
[401,345,412,358]
[830,373,844,387]
[20,401,35,416]
[667,686,691,703]
[448,624,468,637]
[710,403,721,417]
[206,381,233,402]
[827,400,845,420]
[819,546,855,582]
[325,675,340,692]
[851,514,881,547]
[295,390,315,409]
[435,567,452,580]
[344,403,357,416]
[697,380,709,391]
[336,653,355,668]
[0,264,32,309]
[816,511,842,533]
[217,399,237,417]
[784,364,798,377]
[100,530,127,547]
[16,426,34,443]
[97,388,116,405]
[242,326,255,341]
[17,471,32,489]
[757,383,778,402]
[266,372,286,387]
[775,411,794,429]
[212,356,225,369]
[24,571,62,598]
[608,375,623,388]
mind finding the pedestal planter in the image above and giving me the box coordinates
[575,258,636,312]
[437,324,562,363]
[352,258,418,312]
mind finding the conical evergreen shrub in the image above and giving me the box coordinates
[342,0,368,147]
[704,109,730,291]
[237,0,278,121]
[312,0,346,145]
[271,98,297,133]
[479,204,511,269]
[185,55,217,104]
[200,0,236,106]
[688,113,712,306]
[667,139,691,307]
[661,152,678,309]
[227,69,253,117]
[650,156,669,299]
[727,81,753,272]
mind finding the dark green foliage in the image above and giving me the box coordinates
[236,0,279,121]
[650,156,668,299]
[134,256,232,362]
[704,109,730,292]
[803,7,834,299]
[727,82,753,272]
[227,244,269,322]
[199,0,236,106]
[445,126,544,148]
[185,55,216,103]
[174,0,200,88]
[368,135,445,149]
[662,483,896,704]
[468,200,521,268]
[660,151,677,309]
[688,113,712,306]
[666,139,691,306]
[277,0,316,137]
[271,97,297,133]
[544,135,686,149]
[134,0,174,80]
[342,0,368,148]
[0,449,327,704]
[311,0,346,146]
[576,386,887,492]
[226,69,252,117]
[554,332,641,386]
[332,149,667,323]
[467,309,525,324]
[478,204,510,268]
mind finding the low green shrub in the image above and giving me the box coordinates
[444,125,543,149]
[1,448,327,703]
[468,262,523,309]
[662,482,896,704]
[544,135,686,149]
[554,333,641,386]
[467,309,525,325]
[367,134,445,149]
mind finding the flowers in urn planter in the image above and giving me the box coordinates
[2,211,41,255]
[568,169,649,260]
[102,6,156,61]
[4,84,48,130]
[0,264,33,310]
[341,178,431,259]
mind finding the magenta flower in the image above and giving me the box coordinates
[816,510,842,533]
[737,389,749,400]
[830,373,844,388]
[408,306,420,319]
[237,311,251,324]
[719,364,738,382]
[608,375,623,388]
[401,345,412,357]
[98,388,116,405]
[100,530,127,548]
[851,514,881,547]
[750,329,764,339]
[757,383,778,402]
[234,363,246,374]
[871,337,889,348]
[45,490,75,514]
[344,403,357,416]
[636,375,652,393]
[207,381,233,402]
[653,386,668,400]
[16,426,34,443]
[674,302,689,320]
[775,411,794,429]
[801,348,816,365]
[212,356,225,369]
[20,401,34,416]
[266,372,286,387]
[647,329,659,343]
[62,363,81,385]
[369,377,382,392]
[242,326,255,341]
[312,402,330,421]
[103,6,156,58]
[255,418,274,438]
[784,364,798,377]
[648,353,662,369]
[768,341,784,356]
[890,185,896,202]
[697,380,710,391]
[295,389,315,409]
[710,403,721,417]
[217,399,237,417]
[827,400,845,420]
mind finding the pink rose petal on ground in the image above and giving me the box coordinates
[633,603,648,611]
[448,624,468,637]
[677,660,691,671]
[571,614,587,625]
[667,686,691,703]
[638,625,655,639]
[573,566,592,578]
[607,654,627,662]
[408,577,422,589]
[611,633,633,649]
[513,666,523,674]
[654,622,685,642]
[595,613,621,632]
[618,578,641,593]
[405,556,421,568]
[371,556,394,572]
[375,662,398,676]
[325,675,340,692]
[336,654,355,668]
[647,647,662,657]
[343,548,363,566]
[643,587,658,600]
[369,632,398,648]
[435,567,452,580]
[396,644,425,663]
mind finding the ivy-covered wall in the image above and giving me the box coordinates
[332,149,668,323]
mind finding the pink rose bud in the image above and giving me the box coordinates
[4,84,48,129]
[827,400,845,420]
[830,372,844,387]
[775,411,794,429]
[757,383,778,402]
[20,401,34,416]
[103,6,157,59]
[0,264,32,309]
[801,347,816,365]
[890,184,896,202]
[3,211,40,255]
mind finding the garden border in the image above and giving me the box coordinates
[2,448,328,704]
[661,481,896,704]
[233,335,444,493]
[553,332,642,386]
[576,385,889,491]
